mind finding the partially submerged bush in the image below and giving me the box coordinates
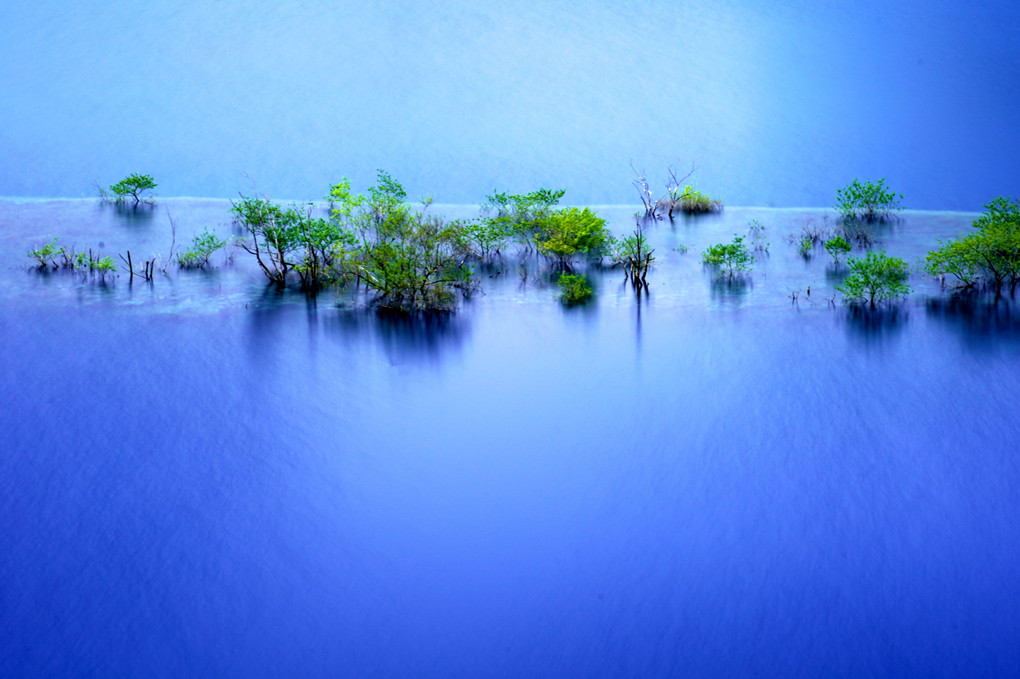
[534,207,610,268]
[798,236,814,257]
[677,185,722,214]
[824,235,852,263]
[353,210,475,311]
[557,273,593,305]
[27,238,64,269]
[837,251,910,307]
[108,173,157,206]
[747,219,768,252]
[178,228,227,269]
[703,236,752,277]
[608,227,654,286]
[836,178,902,221]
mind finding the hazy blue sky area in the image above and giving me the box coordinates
[1,0,1017,208]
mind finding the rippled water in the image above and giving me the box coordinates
[2,199,1019,677]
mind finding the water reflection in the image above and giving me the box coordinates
[709,275,752,307]
[841,304,909,345]
[924,296,1020,351]
[326,307,470,366]
[100,200,160,225]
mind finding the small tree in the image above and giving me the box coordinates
[608,227,654,286]
[178,228,227,269]
[837,251,911,307]
[824,235,852,263]
[702,236,753,277]
[109,174,157,205]
[835,178,902,221]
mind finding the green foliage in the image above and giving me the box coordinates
[178,228,227,269]
[557,273,593,305]
[835,178,902,221]
[353,210,475,311]
[533,207,610,266]
[678,185,722,214]
[109,173,157,205]
[27,238,65,268]
[824,235,852,262]
[837,251,911,307]
[463,217,514,260]
[924,238,982,289]
[702,235,753,277]
[798,236,814,256]
[367,170,408,222]
[923,196,1020,296]
[232,195,355,290]
[483,188,565,251]
[608,229,655,284]
[747,219,768,252]
[326,177,365,221]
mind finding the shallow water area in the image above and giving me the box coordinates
[2,199,1020,677]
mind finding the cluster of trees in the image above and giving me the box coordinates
[230,173,657,310]
[924,197,1020,300]
[25,173,1020,313]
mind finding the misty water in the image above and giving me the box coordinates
[2,198,1020,677]
[4,0,1020,675]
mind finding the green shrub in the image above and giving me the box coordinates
[27,238,65,269]
[109,173,157,205]
[824,235,852,262]
[534,207,610,267]
[702,235,753,276]
[178,228,227,269]
[232,195,355,290]
[678,185,722,214]
[353,210,475,311]
[837,251,911,307]
[557,273,593,305]
[835,178,902,221]
[798,236,814,257]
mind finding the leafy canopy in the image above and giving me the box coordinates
[835,178,902,221]
[837,250,911,306]
[109,173,157,205]
[534,207,610,265]
[557,273,593,305]
[702,235,753,276]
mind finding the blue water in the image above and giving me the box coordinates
[2,1,1018,208]
[2,199,1020,676]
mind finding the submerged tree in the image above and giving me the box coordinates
[533,207,610,269]
[108,173,158,206]
[837,251,911,307]
[702,236,753,277]
[923,196,1020,299]
[835,178,902,221]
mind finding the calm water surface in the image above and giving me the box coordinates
[2,0,1018,207]
[2,200,1019,677]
